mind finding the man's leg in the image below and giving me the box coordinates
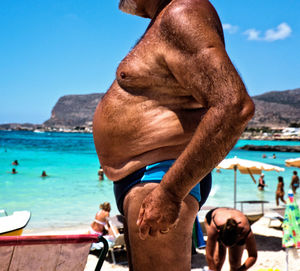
[123,217,134,270]
[123,182,199,271]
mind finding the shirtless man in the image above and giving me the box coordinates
[204,208,257,271]
[93,0,254,270]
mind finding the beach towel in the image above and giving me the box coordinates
[282,193,300,248]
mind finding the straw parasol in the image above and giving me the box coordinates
[216,156,285,208]
[285,157,300,168]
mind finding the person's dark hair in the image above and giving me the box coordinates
[293,171,298,175]
[219,218,240,247]
[100,202,111,212]
[278,176,284,183]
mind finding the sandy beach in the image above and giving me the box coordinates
[23,211,300,271]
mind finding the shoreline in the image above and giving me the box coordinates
[23,225,90,236]
[22,204,285,234]
[240,144,300,152]
[1,129,300,141]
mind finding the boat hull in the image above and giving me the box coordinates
[0,211,31,236]
[0,228,24,236]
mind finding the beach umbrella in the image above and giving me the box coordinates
[282,191,300,271]
[285,157,300,168]
[216,156,285,208]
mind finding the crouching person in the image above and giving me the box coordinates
[204,207,257,271]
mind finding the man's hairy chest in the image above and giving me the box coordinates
[115,24,188,98]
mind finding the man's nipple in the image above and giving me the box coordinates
[120,72,126,79]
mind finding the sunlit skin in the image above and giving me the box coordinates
[291,171,299,194]
[204,208,257,271]
[276,177,286,206]
[93,0,255,270]
[90,209,109,234]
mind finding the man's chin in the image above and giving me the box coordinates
[119,0,138,15]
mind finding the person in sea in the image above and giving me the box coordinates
[290,170,299,194]
[41,170,48,177]
[12,160,19,166]
[204,207,257,271]
[258,173,267,191]
[11,168,17,174]
[92,0,255,270]
[89,202,120,249]
[275,176,286,206]
[98,166,104,181]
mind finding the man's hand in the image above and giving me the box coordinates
[136,185,182,240]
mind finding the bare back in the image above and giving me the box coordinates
[204,208,257,270]
[276,182,284,193]
[90,209,109,233]
[93,0,224,181]
[211,208,250,233]
[292,175,299,185]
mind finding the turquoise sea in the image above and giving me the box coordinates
[0,131,300,231]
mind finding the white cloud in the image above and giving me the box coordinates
[264,23,292,41]
[244,29,261,40]
[244,22,292,42]
[222,24,238,34]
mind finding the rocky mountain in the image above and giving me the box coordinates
[42,88,300,128]
[249,88,300,127]
[44,93,104,127]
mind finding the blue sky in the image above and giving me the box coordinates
[0,0,299,124]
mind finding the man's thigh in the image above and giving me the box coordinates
[123,182,199,271]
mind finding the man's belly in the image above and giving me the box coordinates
[93,82,205,181]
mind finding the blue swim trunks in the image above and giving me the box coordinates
[113,160,212,214]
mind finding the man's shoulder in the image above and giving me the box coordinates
[159,0,223,48]
[161,0,219,26]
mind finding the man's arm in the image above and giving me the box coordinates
[159,3,254,201]
[137,1,255,238]
[238,232,257,270]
